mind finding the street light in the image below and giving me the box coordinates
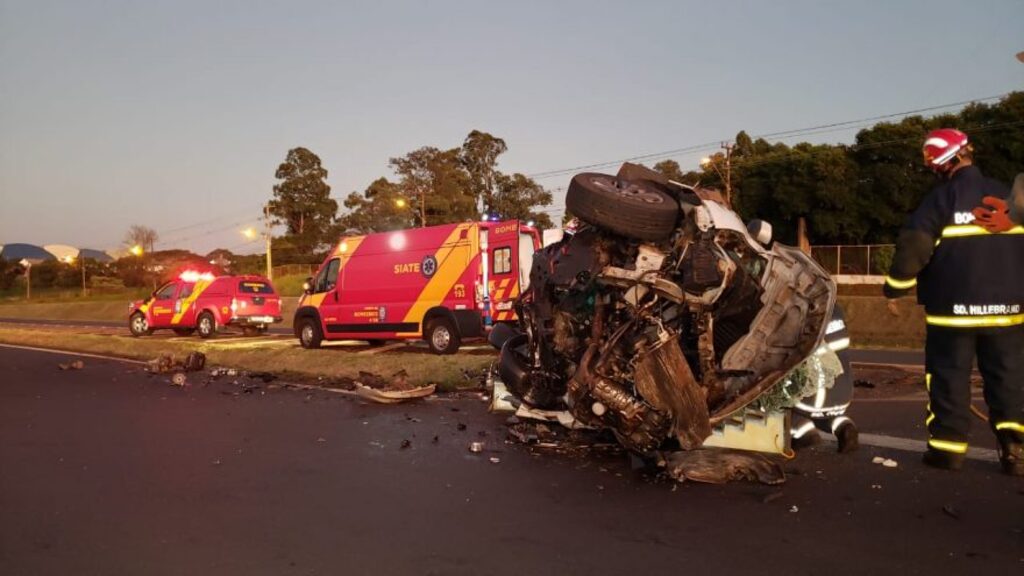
[241,207,273,280]
[394,198,407,209]
[130,245,144,257]
[19,259,32,300]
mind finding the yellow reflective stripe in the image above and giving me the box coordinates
[995,422,1024,433]
[885,275,917,289]
[941,224,1024,238]
[928,438,968,454]
[926,314,1024,328]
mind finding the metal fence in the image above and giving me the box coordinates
[810,245,894,276]
[272,264,315,278]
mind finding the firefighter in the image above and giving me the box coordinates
[884,128,1024,475]
[791,305,860,453]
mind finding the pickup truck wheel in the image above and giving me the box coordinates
[298,318,323,349]
[172,328,195,337]
[426,318,460,355]
[566,173,678,241]
[197,312,217,339]
[129,312,152,337]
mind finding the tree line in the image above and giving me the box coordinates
[267,131,554,263]
[653,91,1023,245]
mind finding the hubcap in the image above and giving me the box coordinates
[432,326,451,350]
[132,316,146,333]
[302,325,314,345]
[201,318,212,334]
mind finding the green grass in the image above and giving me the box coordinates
[271,274,310,297]
[0,326,492,388]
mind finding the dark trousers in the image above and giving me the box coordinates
[925,324,1024,451]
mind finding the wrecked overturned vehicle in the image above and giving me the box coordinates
[492,164,836,455]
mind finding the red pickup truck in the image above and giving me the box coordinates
[129,272,282,338]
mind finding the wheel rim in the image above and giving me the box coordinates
[132,315,147,333]
[301,324,314,345]
[200,318,212,335]
[432,326,451,350]
[589,176,664,204]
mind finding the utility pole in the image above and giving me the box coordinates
[81,257,87,297]
[700,141,735,207]
[264,203,273,280]
[420,188,426,228]
[722,142,734,207]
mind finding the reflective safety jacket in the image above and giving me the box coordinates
[884,165,1024,328]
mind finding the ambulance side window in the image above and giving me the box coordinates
[178,283,194,299]
[315,259,340,293]
[154,282,177,300]
[493,247,512,275]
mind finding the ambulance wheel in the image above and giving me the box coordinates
[129,312,152,337]
[197,312,217,339]
[566,173,678,241]
[426,318,460,355]
[173,328,195,337]
[366,339,387,347]
[298,318,323,349]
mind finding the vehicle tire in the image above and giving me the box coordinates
[566,173,678,241]
[426,317,460,355]
[172,328,195,337]
[298,317,323,349]
[129,312,152,337]
[197,312,217,339]
[366,339,387,347]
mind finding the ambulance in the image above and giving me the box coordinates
[294,220,540,354]
[128,272,283,338]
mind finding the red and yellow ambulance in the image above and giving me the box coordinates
[294,220,540,354]
[129,272,282,338]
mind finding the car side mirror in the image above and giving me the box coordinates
[747,219,773,246]
[302,277,313,294]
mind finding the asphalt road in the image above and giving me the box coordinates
[1,346,1021,576]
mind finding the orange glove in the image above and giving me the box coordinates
[971,196,1013,233]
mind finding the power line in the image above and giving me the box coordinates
[525,92,1013,181]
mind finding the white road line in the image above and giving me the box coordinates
[0,343,147,365]
[822,432,999,462]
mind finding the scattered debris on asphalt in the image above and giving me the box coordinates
[469,441,484,453]
[489,456,501,464]
[353,382,435,404]
[147,352,207,374]
[942,504,960,520]
[663,448,786,485]
[57,360,85,371]
[872,456,899,468]
[400,439,412,449]
[171,372,187,387]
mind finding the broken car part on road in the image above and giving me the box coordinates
[493,163,836,457]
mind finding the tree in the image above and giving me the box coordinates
[339,177,415,233]
[492,173,554,228]
[124,224,158,253]
[461,130,507,212]
[269,147,339,256]
[390,146,476,226]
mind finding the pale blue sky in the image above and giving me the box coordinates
[1,0,1021,253]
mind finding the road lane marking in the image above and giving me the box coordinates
[821,432,998,462]
[0,343,147,365]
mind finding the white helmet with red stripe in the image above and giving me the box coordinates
[922,128,970,171]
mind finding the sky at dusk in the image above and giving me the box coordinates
[1,0,1022,254]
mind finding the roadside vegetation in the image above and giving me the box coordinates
[0,327,492,390]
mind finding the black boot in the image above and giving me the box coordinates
[835,420,859,454]
[922,448,964,471]
[998,441,1024,477]
[791,428,821,450]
